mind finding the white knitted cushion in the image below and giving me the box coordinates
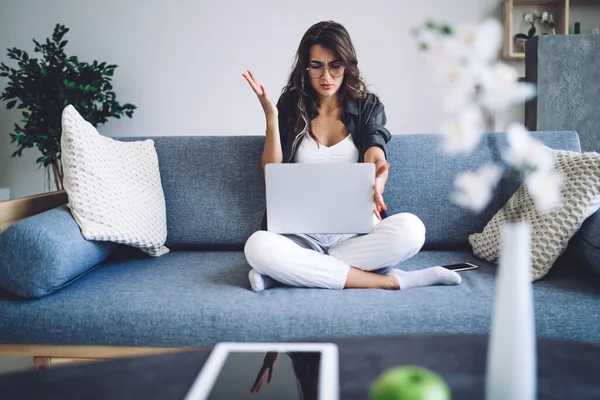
[61,105,169,257]
[469,150,600,281]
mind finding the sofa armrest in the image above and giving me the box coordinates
[0,191,68,233]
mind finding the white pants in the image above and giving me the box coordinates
[244,213,426,290]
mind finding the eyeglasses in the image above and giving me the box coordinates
[306,64,346,78]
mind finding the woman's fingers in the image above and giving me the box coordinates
[374,190,386,222]
[251,369,267,393]
[242,72,262,95]
[374,187,387,209]
[374,206,382,220]
[247,69,259,84]
[375,162,390,178]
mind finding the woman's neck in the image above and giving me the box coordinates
[318,95,339,113]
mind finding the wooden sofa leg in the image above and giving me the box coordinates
[33,356,52,369]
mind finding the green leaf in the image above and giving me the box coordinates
[6,100,16,109]
[528,26,536,37]
[59,40,67,49]
[36,156,47,164]
[0,72,7,77]
[441,25,453,35]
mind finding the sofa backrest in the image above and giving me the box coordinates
[121,131,580,250]
[383,131,580,249]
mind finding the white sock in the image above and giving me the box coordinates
[389,267,462,290]
[248,269,278,292]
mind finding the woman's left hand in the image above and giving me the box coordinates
[374,163,390,220]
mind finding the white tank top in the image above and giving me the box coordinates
[292,133,365,245]
[294,134,359,164]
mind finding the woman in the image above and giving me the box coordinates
[242,21,461,292]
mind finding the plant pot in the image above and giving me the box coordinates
[485,221,536,400]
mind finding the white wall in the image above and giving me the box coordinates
[0,0,506,198]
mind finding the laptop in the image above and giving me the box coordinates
[265,163,375,234]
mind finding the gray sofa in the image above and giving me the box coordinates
[0,131,599,353]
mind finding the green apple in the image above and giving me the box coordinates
[370,365,451,400]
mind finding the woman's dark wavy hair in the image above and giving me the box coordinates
[283,21,368,142]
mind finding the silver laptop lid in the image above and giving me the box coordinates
[265,163,375,234]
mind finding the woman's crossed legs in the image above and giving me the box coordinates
[244,213,461,291]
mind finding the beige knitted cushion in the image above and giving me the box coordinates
[61,105,169,257]
[469,150,600,281]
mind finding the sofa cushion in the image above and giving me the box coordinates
[62,105,169,257]
[0,206,119,298]
[469,150,600,281]
[121,131,580,251]
[0,249,597,346]
[565,209,600,278]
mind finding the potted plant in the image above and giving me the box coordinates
[0,23,136,191]
[515,11,556,53]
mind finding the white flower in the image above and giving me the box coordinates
[549,14,554,23]
[441,105,484,155]
[443,19,503,64]
[478,63,536,110]
[471,18,503,63]
[452,164,503,212]
[438,63,478,113]
[524,13,534,23]
[526,168,563,214]
[504,123,554,171]
[542,11,549,22]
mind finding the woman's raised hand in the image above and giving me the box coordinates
[242,70,278,119]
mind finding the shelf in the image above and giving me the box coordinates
[502,0,568,59]
[514,0,563,4]
[502,0,600,60]
[570,0,600,4]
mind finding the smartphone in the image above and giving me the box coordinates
[442,262,480,272]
